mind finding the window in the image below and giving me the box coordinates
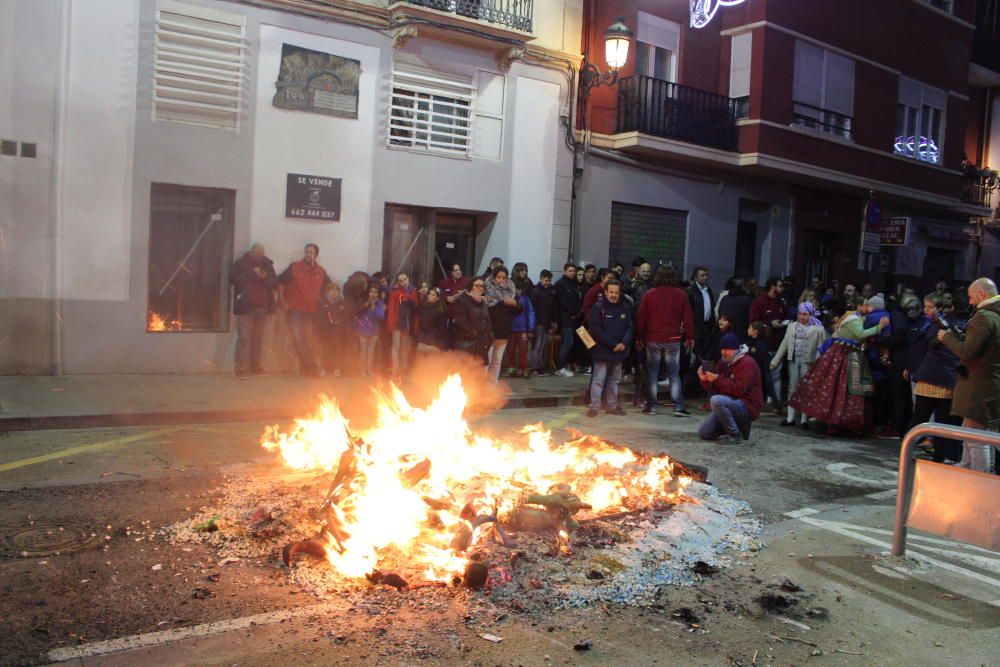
[792,40,854,139]
[922,0,953,13]
[153,0,246,130]
[389,66,474,156]
[635,11,679,81]
[894,77,945,164]
[147,184,235,332]
[729,33,752,118]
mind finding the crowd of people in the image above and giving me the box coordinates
[230,243,999,473]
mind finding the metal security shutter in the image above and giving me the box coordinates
[153,0,246,131]
[609,202,687,269]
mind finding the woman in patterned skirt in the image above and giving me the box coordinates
[788,298,889,434]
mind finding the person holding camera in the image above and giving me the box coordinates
[937,277,1000,473]
[904,293,964,462]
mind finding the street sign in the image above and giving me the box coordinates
[863,232,881,253]
[880,217,910,246]
[285,173,341,222]
[865,195,882,230]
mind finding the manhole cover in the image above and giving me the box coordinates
[1,521,102,557]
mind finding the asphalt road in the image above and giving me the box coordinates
[0,406,997,666]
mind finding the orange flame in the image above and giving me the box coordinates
[147,311,182,331]
[261,374,690,580]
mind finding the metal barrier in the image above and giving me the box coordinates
[892,423,1000,556]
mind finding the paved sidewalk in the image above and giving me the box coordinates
[0,372,667,431]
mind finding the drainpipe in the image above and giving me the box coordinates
[50,0,71,377]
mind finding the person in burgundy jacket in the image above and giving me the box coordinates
[749,276,788,407]
[696,333,763,445]
[636,265,695,416]
[582,268,614,320]
[230,243,278,377]
[278,243,330,377]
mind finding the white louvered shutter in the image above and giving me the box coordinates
[389,63,474,156]
[154,0,246,130]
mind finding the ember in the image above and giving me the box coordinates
[147,311,182,331]
[260,375,692,584]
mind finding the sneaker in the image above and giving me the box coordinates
[555,368,574,378]
[657,379,670,386]
[586,408,599,418]
[641,407,656,415]
[719,434,742,445]
[739,422,751,441]
[674,409,691,417]
[584,367,592,375]
[607,407,627,416]
[779,419,794,427]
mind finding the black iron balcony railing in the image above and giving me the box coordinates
[791,102,852,140]
[961,166,999,207]
[405,0,533,32]
[615,75,738,151]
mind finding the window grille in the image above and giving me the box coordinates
[389,68,475,156]
[153,0,246,130]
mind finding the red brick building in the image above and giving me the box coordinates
[576,0,992,294]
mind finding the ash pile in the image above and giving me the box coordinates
[166,471,761,611]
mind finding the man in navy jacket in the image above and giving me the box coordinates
[586,280,634,417]
[554,263,583,377]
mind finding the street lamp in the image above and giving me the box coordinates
[580,17,632,94]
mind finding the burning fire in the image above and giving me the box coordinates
[147,311,181,331]
[261,375,690,582]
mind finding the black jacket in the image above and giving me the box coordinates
[554,276,582,329]
[530,283,556,327]
[417,302,448,349]
[687,283,716,333]
[453,292,493,343]
[230,253,278,315]
[587,299,634,363]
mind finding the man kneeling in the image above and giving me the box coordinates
[696,333,763,444]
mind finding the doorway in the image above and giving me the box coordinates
[383,205,477,285]
[734,220,757,279]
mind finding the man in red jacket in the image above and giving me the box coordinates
[278,243,330,377]
[697,333,763,445]
[636,265,695,416]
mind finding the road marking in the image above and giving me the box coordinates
[547,408,583,430]
[0,428,177,473]
[796,516,1000,589]
[865,489,897,500]
[47,601,341,662]
[784,507,821,518]
[826,462,897,487]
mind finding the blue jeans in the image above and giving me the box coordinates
[287,310,317,375]
[645,342,683,411]
[590,361,622,411]
[698,395,750,440]
[558,326,576,369]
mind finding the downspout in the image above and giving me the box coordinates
[50,0,71,376]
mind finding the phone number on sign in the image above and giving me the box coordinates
[289,209,338,219]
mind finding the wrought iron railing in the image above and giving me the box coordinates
[791,102,852,140]
[961,167,999,207]
[615,75,738,151]
[404,0,533,32]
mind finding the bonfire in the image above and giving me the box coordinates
[260,374,693,586]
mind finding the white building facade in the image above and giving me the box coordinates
[0,0,583,373]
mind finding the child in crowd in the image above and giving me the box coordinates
[317,282,350,377]
[416,288,448,354]
[355,284,385,377]
[530,270,556,373]
[386,272,419,381]
[508,283,536,378]
[772,302,827,429]
[747,321,777,409]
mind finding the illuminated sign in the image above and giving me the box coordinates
[690,0,750,29]
[893,135,939,164]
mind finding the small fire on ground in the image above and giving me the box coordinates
[260,374,692,584]
[147,311,182,332]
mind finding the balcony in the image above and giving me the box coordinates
[402,0,533,33]
[615,75,739,152]
[960,165,999,207]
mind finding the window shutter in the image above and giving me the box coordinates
[793,40,823,108]
[824,52,854,116]
[389,63,475,156]
[729,33,752,99]
[153,0,246,130]
[637,11,681,53]
[898,77,922,108]
[473,71,504,160]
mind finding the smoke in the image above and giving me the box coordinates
[404,350,510,415]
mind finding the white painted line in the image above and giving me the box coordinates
[47,601,340,662]
[843,524,1000,559]
[783,507,820,519]
[825,462,896,487]
[865,489,897,500]
[797,516,1000,589]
